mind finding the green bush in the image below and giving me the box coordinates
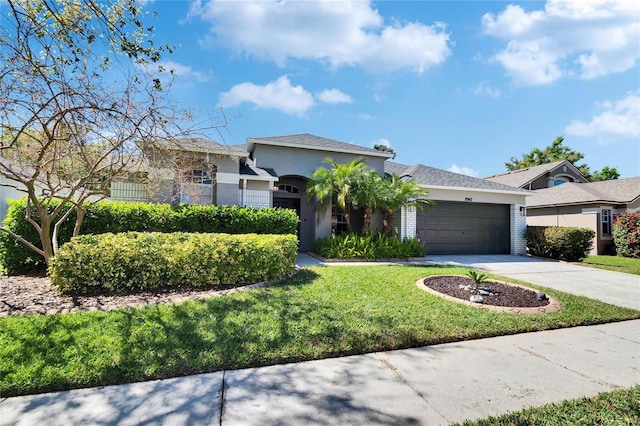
[525,225,595,261]
[613,212,640,258]
[0,198,298,274]
[312,233,424,260]
[49,232,298,294]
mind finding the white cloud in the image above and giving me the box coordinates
[188,0,451,73]
[316,89,353,104]
[219,75,315,117]
[482,0,639,85]
[448,164,480,177]
[371,138,391,148]
[157,61,208,82]
[472,81,503,98]
[565,91,640,140]
[357,113,375,120]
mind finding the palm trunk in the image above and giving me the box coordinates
[382,210,396,235]
[362,206,372,234]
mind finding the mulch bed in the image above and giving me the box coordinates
[423,275,550,308]
[0,275,270,317]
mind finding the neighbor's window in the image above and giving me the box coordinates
[601,208,612,236]
[184,169,212,185]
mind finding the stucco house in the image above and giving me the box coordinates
[485,160,640,255]
[525,177,640,255]
[111,134,528,254]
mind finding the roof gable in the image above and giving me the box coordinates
[246,133,393,158]
[484,160,587,188]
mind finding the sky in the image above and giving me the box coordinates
[141,0,639,179]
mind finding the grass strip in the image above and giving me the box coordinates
[1,265,639,397]
[581,255,640,275]
[457,385,640,425]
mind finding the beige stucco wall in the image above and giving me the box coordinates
[527,206,601,255]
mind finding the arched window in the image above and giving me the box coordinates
[553,178,568,186]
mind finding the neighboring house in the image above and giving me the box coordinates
[111,133,529,254]
[525,177,640,255]
[484,160,588,190]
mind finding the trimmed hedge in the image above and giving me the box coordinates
[613,212,640,258]
[312,233,424,260]
[49,232,298,294]
[0,198,298,274]
[525,225,595,261]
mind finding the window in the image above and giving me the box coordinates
[553,178,568,186]
[276,184,299,193]
[601,209,612,236]
[184,169,212,185]
[331,196,348,236]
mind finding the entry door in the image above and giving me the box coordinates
[273,197,301,238]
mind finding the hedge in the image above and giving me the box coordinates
[312,233,424,260]
[525,225,595,261]
[0,198,298,274]
[613,212,640,258]
[49,232,299,295]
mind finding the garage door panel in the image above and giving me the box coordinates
[417,201,510,255]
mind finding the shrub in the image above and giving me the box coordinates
[613,212,640,258]
[525,225,595,261]
[0,198,298,274]
[49,232,298,294]
[312,233,424,260]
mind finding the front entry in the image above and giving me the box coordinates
[272,176,315,251]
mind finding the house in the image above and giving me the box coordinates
[485,160,640,255]
[484,160,588,190]
[111,134,529,254]
[525,177,640,255]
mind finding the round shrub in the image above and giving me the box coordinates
[613,212,640,258]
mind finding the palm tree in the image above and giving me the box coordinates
[379,173,431,235]
[351,168,383,234]
[307,157,366,234]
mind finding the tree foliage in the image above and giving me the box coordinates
[373,144,396,159]
[0,0,213,266]
[505,136,619,182]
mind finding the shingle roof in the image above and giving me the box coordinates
[385,161,528,193]
[484,160,584,188]
[239,159,278,179]
[527,177,640,207]
[155,138,248,156]
[247,133,393,158]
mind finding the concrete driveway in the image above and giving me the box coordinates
[426,255,640,311]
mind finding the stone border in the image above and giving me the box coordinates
[416,275,562,315]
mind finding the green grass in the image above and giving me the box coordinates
[582,255,640,275]
[457,386,640,425]
[1,265,639,398]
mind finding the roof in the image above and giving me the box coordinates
[239,159,278,180]
[155,138,248,157]
[527,177,640,208]
[246,133,393,158]
[385,161,528,194]
[484,160,586,188]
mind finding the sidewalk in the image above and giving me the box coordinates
[2,320,639,425]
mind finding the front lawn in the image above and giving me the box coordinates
[1,265,639,397]
[581,255,640,275]
[457,385,640,425]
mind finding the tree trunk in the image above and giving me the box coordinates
[382,210,396,235]
[362,206,372,234]
[39,219,55,268]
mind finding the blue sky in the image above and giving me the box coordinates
[142,0,639,178]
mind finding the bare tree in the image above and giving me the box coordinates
[0,0,212,267]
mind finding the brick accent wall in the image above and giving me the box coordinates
[511,204,527,255]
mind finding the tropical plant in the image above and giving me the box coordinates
[307,158,366,233]
[467,270,489,291]
[351,168,383,234]
[378,173,431,235]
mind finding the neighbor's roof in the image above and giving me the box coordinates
[155,138,248,157]
[385,161,528,194]
[527,177,640,208]
[484,160,586,188]
[246,133,394,158]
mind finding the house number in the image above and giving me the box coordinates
[465,197,473,202]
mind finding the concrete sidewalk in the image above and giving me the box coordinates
[2,320,639,425]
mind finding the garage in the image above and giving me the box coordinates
[417,201,510,254]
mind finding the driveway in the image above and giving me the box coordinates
[426,255,640,311]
